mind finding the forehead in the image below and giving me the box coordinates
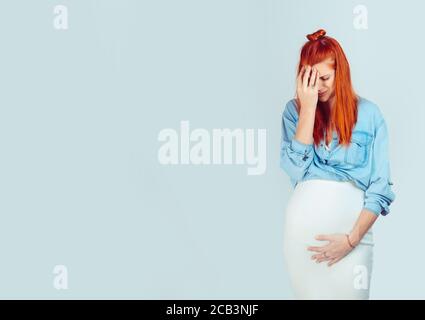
[313,58,335,75]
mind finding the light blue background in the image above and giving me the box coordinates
[0,0,423,299]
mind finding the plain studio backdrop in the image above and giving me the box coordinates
[0,0,423,299]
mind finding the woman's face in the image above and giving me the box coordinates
[312,57,335,103]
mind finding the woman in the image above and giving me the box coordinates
[280,29,396,299]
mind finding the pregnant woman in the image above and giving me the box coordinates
[280,29,396,299]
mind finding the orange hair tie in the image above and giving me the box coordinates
[306,29,326,41]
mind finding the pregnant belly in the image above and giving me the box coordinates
[283,179,373,247]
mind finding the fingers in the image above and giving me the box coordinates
[296,65,305,89]
[328,256,342,267]
[311,252,343,266]
[307,246,324,253]
[311,68,319,89]
[311,254,323,260]
[312,253,332,263]
[309,67,318,88]
[298,65,319,90]
[315,234,332,241]
[302,65,311,90]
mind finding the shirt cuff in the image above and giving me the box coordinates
[290,138,313,155]
[363,203,387,217]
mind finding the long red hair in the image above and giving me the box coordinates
[295,29,358,147]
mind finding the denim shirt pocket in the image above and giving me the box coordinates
[344,130,373,167]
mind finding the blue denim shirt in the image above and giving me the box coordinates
[280,97,395,216]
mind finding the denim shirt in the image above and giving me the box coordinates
[280,97,396,216]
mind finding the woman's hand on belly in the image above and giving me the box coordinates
[307,233,354,267]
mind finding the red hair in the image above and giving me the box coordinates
[295,29,358,147]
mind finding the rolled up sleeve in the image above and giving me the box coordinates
[363,118,396,216]
[280,101,314,183]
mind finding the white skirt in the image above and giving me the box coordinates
[282,179,374,300]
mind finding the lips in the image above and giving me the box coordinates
[319,91,327,96]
